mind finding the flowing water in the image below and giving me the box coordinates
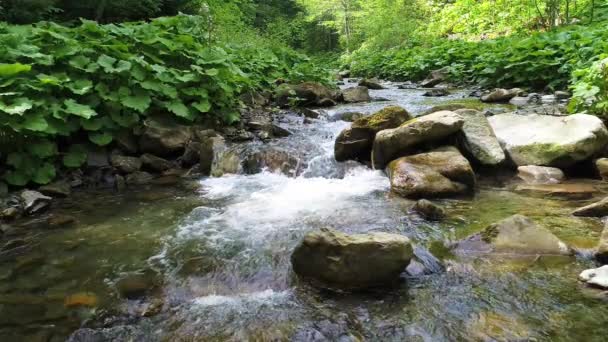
[1,81,607,341]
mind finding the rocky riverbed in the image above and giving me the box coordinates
[1,79,608,341]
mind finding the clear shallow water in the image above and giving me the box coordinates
[2,83,608,341]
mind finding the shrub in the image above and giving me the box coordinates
[0,15,331,186]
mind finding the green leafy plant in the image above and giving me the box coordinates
[569,56,608,118]
[0,15,332,186]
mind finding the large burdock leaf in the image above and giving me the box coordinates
[89,132,113,146]
[0,63,32,76]
[166,100,193,120]
[63,144,87,168]
[121,89,151,113]
[0,98,34,115]
[21,113,49,132]
[32,162,56,185]
[64,99,97,119]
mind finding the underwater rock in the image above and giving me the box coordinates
[455,109,506,166]
[341,86,371,103]
[515,183,596,199]
[579,265,608,289]
[489,113,608,167]
[387,146,475,199]
[572,197,608,217]
[46,214,76,228]
[455,215,571,256]
[116,272,159,299]
[64,292,98,308]
[372,111,464,169]
[291,228,412,290]
[335,106,412,162]
[411,199,446,221]
[517,165,565,184]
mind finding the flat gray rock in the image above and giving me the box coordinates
[489,113,608,167]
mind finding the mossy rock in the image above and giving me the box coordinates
[352,106,412,133]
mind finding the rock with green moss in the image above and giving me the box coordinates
[372,111,464,169]
[291,228,413,290]
[387,146,475,199]
[456,215,571,255]
[455,109,506,166]
[335,106,412,162]
[489,113,608,167]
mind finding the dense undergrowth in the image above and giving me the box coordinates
[347,22,608,91]
[0,15,332,186]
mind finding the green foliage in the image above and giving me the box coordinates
[348,23,608,91]
[569,56,608,118]
[0,15,332,186]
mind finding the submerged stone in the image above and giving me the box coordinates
[517,165,565,184]
[489,113,608,167]
[456,215,571,256]
[572,197,608,217]
[515,183,596,199]
[291,228,413,290]
[411,199,446,221]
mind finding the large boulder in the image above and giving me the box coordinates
[372,111,464,169]
[199,136,228,176]
[481,88,522,103]
[517,165,565,184]
[489,113,608,167]
[291,228,413,290]
[387,147,475,199]
[455,109,506,166]
[341,86,371,103]
[579,265,608,289]
[275,82,337,107]
[139,118,192,157]
[335,106,412,162]
[358,78,384,90]
[420,67,448,88]
[572,197,608,217]
[455,215,571,255]
[243,148,301,177]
